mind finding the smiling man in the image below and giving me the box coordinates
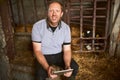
[32,1,79,80]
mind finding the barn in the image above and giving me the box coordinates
[0,0,120,80]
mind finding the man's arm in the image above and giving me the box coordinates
[32,42,49,71]
[33,42,58,79]
[63,44,72,77]
[63,44,72,68]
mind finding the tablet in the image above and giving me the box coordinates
[52,69,73,75]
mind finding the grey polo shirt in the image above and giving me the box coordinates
[32,19,71,55]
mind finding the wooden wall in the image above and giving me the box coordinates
[109,0,120,57]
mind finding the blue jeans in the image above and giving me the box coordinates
[35,52,79,80]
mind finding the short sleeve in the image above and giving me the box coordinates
[32,24,41,42]
[64,26,71,43]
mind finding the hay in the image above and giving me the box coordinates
[72,52,120,80]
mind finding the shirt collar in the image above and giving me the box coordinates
[46,18,61,29]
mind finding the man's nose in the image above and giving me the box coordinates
[53,11,56,15]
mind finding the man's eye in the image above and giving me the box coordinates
[49,10,53,12]
[56,10,60,12]
[49,10,52,12]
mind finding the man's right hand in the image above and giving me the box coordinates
[48,66,58,79]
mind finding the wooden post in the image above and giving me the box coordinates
[109,0,120,56]
[0,0,15,60]
[116,27,120,57]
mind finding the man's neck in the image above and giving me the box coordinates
[49,22,58,27]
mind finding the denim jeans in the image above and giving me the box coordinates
[35,52,79,80]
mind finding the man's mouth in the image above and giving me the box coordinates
[52,17,57,20]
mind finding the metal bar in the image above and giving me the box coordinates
[81,37,106,39]
[72,49,106,53]
[72,43,105,46]
[70,8,80,11]
[96,8,106,10]
[84,16,106,18]
[96,0,107,1]
[68,0,110,53]
[71,16,106,19]
[83,7,106,10]
[92,0,96,51]
[83,0,94,1]
[72,37,106,39]
[80,0,83,52]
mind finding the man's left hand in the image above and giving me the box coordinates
[64,67,72,77]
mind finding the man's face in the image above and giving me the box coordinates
[48,2,63,25]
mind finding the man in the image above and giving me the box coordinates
[32,1,79,80]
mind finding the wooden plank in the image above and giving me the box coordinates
[0,0,15,60]
[116,27,120,57]
[109,3,120,56]
[109,33,117,56]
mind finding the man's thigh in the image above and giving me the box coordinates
[35,60,48,80]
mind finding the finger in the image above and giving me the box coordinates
[50,74,58,79]
[64,72,72,77]
[48,66,54,77]
[48,66,54,73]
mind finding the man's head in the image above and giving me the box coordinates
[47,1,63,26]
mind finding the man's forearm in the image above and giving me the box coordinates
[64,50,72,68]
[32,42,49,71]
[35,51,49,71]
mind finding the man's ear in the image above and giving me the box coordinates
[61,12,63,17]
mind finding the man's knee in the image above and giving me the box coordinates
[64,76,75,80]
[71,59,79,76]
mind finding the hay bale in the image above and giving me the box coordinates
[70,24,80,37]
[15,24,32,32]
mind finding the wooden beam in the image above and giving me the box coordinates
[115,27,120,57]
[0,0,15,60]
[109,1,120,56]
